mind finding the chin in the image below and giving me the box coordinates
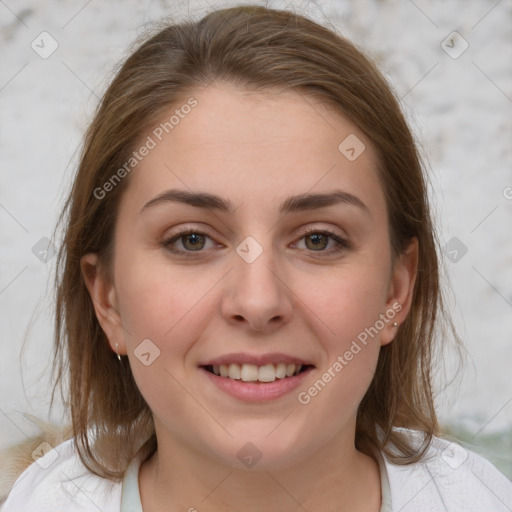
[212,433,314,472]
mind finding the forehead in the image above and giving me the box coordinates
[120,82,386,220]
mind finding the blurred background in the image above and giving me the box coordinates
[1,0,511,479]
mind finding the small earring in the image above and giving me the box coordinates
[115,342,121,361]
[392,322,398,327]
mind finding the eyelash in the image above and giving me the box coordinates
[161,227,351,257]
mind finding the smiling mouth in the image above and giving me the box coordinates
[201,363,314,383]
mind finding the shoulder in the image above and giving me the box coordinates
[0,438,122,512]
[382,429,512,512]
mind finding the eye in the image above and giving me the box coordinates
[294,228,351,254]
[162,229,216,254]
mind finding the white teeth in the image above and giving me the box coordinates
[240,364,259,382]
[213,363,305,382]
[275,363,287,378]
[258,364,276,382]
[228,363,241,380]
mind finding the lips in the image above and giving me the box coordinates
[200,362,314,402]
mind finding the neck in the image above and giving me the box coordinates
[139,425,382,512]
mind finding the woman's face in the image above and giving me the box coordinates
[84,82,417,470]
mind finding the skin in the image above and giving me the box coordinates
[82,82,418,511]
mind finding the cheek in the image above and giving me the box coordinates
[296,290,383,426]
[113,259,225,406]
[115,257,215,342]
[295,257,388,397]
[297,257,390,339]
[114,263,209,425]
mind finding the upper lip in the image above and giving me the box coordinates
[200,352,315,367]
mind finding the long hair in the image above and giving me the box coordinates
[50,4,460,480]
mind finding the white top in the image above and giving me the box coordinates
[2,430,512,511]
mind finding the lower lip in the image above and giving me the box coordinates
[200,367,314,402]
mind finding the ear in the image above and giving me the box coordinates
[380,237,419,346]
[80,253,126,356]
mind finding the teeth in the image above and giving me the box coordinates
[212,363,304,382]
[241,364,259,382]
[275,363,287,378]
[228,363,241,380]
[258,364,276,382]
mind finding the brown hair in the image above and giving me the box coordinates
[51,4,460,480]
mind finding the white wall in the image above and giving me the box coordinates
[1,0,511,465]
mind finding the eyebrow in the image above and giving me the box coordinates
[140,188,370,216]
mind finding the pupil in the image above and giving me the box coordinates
[185,233,203,249]
[308,233,326,250]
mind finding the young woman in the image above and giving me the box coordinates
[2,5,511,511]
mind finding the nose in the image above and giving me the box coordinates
[220,238,293,334]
